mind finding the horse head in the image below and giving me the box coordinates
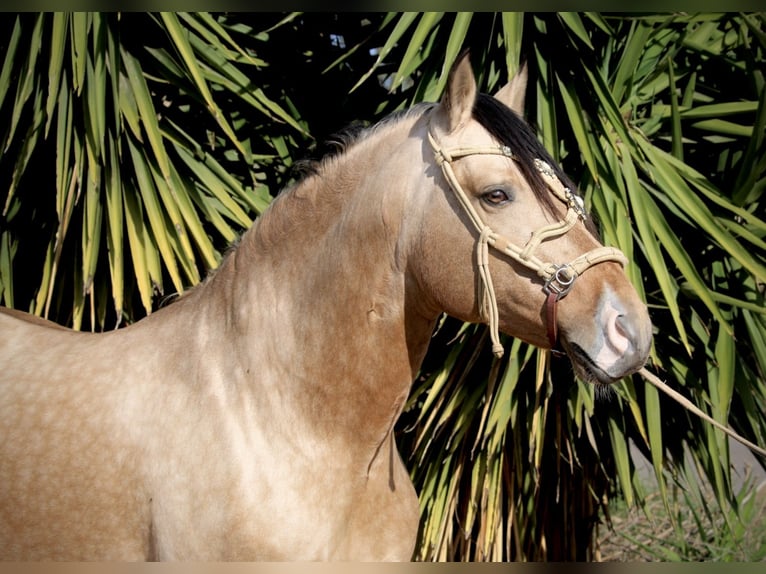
[412,54,652,384]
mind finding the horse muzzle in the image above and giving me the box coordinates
[559,288,653,385]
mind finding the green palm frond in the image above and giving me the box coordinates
[0,12,305,329]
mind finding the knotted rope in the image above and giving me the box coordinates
[476,226,504,357]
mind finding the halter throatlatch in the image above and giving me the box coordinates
[427,130,628,359]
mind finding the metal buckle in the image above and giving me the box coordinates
[543,264,577,300]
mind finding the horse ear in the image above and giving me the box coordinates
[494,62,528,115]
[437,51,477,134]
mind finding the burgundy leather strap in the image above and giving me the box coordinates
[545,291,566,357]
[545,291,558,348]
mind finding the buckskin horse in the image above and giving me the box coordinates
[0,54,652,560]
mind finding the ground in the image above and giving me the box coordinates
[596,439,766,561]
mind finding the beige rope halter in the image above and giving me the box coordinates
[427,130,628,358]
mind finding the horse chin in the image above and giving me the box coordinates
[562,341,622,387]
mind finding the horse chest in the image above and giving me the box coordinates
[144,410,419,560]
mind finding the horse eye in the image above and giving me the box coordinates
[482,188,513,206]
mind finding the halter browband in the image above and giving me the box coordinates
[427,129,628,359]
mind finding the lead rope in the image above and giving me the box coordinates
[639,366,766,457]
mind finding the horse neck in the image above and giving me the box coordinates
[194,117,437,445]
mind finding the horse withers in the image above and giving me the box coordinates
[0,54,651,560]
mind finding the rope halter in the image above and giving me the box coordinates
[427,130,628,359]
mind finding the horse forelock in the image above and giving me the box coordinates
[471,94,599,237]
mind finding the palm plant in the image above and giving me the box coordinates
[0,12,306,329]
[1,11,764,562]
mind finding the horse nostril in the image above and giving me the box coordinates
[604,306,631,356]
[614,313,628,338]
[589,295,653,379]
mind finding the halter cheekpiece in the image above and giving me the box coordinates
[427,128,628,359]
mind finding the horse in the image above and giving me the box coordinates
[0,54,652,561]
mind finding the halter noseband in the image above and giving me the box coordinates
[427,129,628,359]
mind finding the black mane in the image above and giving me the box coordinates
[473,93,599,234]
[288,104,434,184]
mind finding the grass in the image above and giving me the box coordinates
[596,471,766,561]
